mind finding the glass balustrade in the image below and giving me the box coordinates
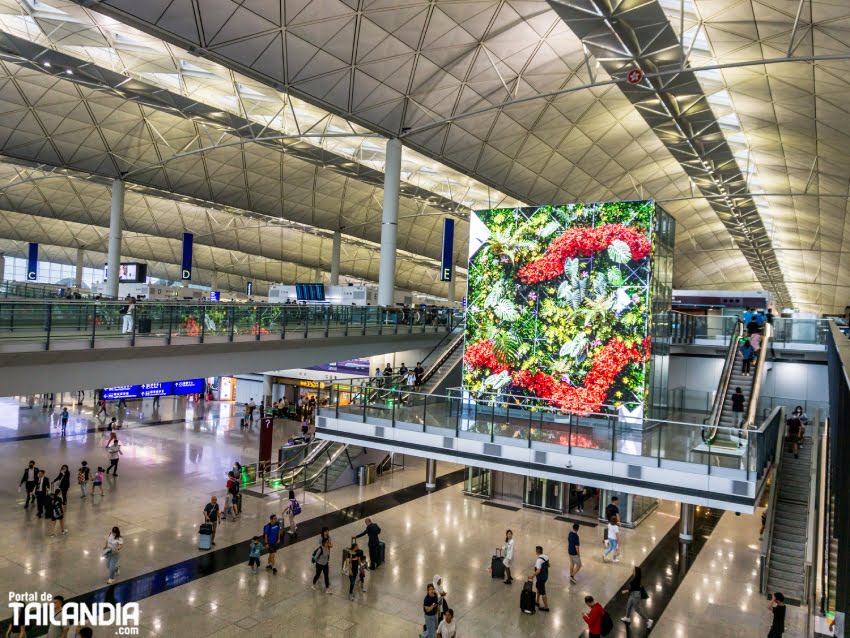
[0,300,465,351]
[671,311,829,350]
[319,381,784,481]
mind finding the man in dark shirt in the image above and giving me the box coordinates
[19,460,39,509]
[568,523,582,583]
[203,495,221,546]
[768,591,786,637]
[732,387,746,443]
[34,470,50,518]
[355,518,382,569]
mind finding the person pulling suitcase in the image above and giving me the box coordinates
[355,517,383,569]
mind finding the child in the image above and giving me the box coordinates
[248,536,262,574]
[359,556,368,593]
[284,490,300,536]
[93,467,105,496]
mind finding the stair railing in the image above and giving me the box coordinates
[744,322,773,429]
[421,332,465,387]
[760,408,787,593]
[702,319,743,444]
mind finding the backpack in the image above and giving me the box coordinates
[290,499,301,516]
[228,479,239,496]
[311,546,322,564]
[538,557,550,581]
[600,609,614,636]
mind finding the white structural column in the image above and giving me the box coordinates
[74,247,85,288]
[378,138,402,307]
[210,271,218,291]
[447,266,456,304]
[330,230,341,286]
[106,179,125,298]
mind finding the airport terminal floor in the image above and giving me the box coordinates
[0,397,801,637]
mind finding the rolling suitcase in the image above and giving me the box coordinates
[136,317,152,334]
[520,580,536,614]
[198,523,213,550]
[491,547,505,579]
[375,541,386,567]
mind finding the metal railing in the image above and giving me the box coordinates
[318,381,784,481]
[804,410,823,636]
[745,322,773,428]
[672,311,829,350]
[702,319,743,444]
[0,279,102,300]
[0,300,464,351]
[759,406,787,593]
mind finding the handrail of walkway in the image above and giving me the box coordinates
[803,410,823,636]
[317,381,784,480]
[702,319,743,444]
[759,406,787,593]
[0,301,464,351]
[745,322,773,428]
[671,309,829,351]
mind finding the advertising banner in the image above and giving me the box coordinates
[308,358,370,375]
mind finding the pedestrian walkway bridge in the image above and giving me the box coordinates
[0,300,462,395]
[315,381,783,512]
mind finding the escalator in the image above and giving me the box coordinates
[703,320,771,447]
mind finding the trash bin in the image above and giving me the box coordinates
[358,466,368,486]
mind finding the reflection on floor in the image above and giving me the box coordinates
[650,508,807,638]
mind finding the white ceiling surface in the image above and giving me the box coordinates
[0,0,841,310]
[0,161,454,294]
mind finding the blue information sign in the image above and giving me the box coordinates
[209,291,220,301]
[26,243,38,281]
[440,218,454,282]
[103,378,203,399]
[181,232,193,281]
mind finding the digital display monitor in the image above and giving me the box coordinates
[465,200,657,415]
[295,283,325,301]
[103,262,147,283]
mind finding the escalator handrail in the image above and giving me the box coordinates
[277,441,350,489]
[703,320,744,443]
[421,332,465,386]
[760,407,787,592]
[744,322,773,428]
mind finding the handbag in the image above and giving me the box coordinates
[342,559,350,576]
[640,586,649,600]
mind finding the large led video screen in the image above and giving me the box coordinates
[464,201,656,414]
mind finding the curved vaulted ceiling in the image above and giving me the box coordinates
[0,0,845,311]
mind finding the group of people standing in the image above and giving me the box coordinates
[18,431,122,538]
[739,307,773,376]
[374,362,425,390]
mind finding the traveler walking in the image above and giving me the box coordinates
[103,526,123,584]
[121,298,135,334]
[311,527,333,593]
[420,583,440,638]
[224,471,239,521]
[533,546,550,612]
[436,608,457,638]
[355,517,382,569]
[52,465,70,504]
[263,514,282,574]
[283,489,300,536]
[19,460,39,509]
[96,398,107,418]
[502,529,514,584]
[248,536,262,574]
[60,406,69,436]
[583,596,606,638]
[750,330,762,354]
[568,523,582,583]
[49,489,67,537]
[603,495,620,546]
[203,496,221,546]
[620,566,653,627]
[574,484,585,512]
[603,516,620,562]
[344,542,365,600]
[34,470,50,518]
[92,467,105,496]
[45,596,66,638]
[77,461,90,498]
[105,433,122,476]
[767,591,786,637]
[740,339,755,376]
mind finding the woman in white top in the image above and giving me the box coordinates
[432,574,448,620]
[436,608,457,638]
[502,529,515,584]
[104,526,124,584]
[603,516,620,562]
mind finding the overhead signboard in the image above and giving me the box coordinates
[102,378,204,400]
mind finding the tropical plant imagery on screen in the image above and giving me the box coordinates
[463,200,656,415]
